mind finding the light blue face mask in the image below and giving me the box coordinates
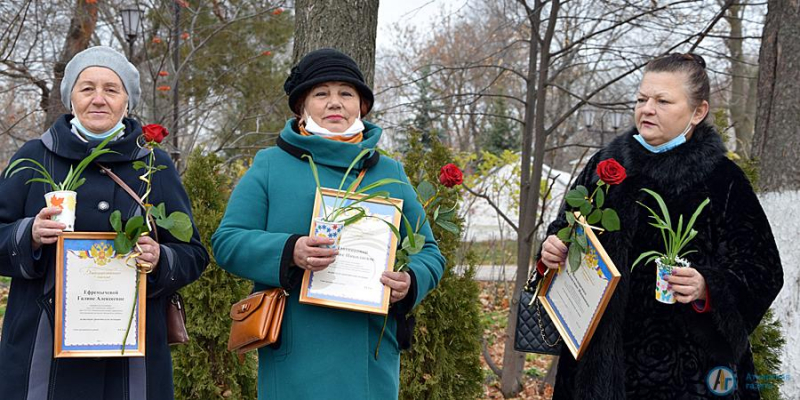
[633,108,697,154]
[70,102,126,141]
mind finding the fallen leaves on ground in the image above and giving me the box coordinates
[480,282,555,400]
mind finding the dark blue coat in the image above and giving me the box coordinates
[0,115,209,400]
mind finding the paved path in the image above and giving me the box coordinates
[463,265,518,281]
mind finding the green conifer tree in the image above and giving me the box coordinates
[172,151,257,399]
[399,131,483,399]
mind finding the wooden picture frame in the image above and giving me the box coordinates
[538,217,621,360]
[55,232,146,358]
[299,188,403,315]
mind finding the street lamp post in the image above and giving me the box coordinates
[120,6,143,60]
[581,108,626,146]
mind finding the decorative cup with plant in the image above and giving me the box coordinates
[556,158,625,272]
[4,129,121,231]
[631,188,710,304]
[303,149,411,250]
[107,124,193,353]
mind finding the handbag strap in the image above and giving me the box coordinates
[96,163,159,242]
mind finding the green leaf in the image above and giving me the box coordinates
[565,211,575,226]
[404,233,426,255]
[576,185,589,197]
[631,250,663,271]
[565,189,586,208]
[595,187,605,208]
[156,165,168,171]
[436,220,459,234]
[601,209,620,231]
[579,202,592,216]
[556,226,572,242]
[114,233,133,255]
[166,212,193,242]
[433,205,440,222]
[158,203,166,218]
[587,209,602,225]
[110,211,122,232]
[567,244,582,273]
[132,161,147,170]
[576,231,588,249]
[156,216,175,230]
[416,181,436,203]
[125,216,145,238]
[149,203,164,220]
[641,188,671,229]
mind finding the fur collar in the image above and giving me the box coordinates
[600,122,727,196]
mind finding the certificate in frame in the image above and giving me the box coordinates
[538,219,620,360]
[299,188,403,315]
[55,232,146,358]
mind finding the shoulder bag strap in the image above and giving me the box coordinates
[96,163,159,242]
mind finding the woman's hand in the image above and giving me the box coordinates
[135,235,160,273]
[665,267,707,303]
[381,271,411,303]
[293,236,338,272]
[31,207,66,251]
[541,234,568,270]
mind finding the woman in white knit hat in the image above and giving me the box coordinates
[0,46,209,400]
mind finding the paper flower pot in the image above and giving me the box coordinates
[655,257,689,304]
[44,190,77,232]
[313,217,344,249]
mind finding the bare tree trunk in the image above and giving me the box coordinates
[722,2,755,158]
[753,0,800,191]
[501,0,560,397]
[44,0,99,129]
[293,0,379,87]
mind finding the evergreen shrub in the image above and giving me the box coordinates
[399,132,483,399]
[172,151,257,399]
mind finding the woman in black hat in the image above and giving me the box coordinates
[213,48,445,400]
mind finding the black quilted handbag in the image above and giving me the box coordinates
[513,269,562,355]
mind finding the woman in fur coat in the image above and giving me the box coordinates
[538,53,783,399]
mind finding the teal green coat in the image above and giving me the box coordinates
[212,120,445,400]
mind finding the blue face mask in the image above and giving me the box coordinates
[633,108,697,154]
[70,117,125,141]
[70,102,127,141]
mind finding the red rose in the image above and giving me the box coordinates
[142,124,169,144]
[439,163,463,188]
[596,158,626,185]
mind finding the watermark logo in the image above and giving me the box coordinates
[707,366,736,396]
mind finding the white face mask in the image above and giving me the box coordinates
[304,112,364,138]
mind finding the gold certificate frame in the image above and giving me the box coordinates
[55,232,146,358]
[299,188,403,315]
[538,219,620,360]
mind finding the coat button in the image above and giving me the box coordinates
[97,201,110,212]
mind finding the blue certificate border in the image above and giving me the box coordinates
[542,224,617,358]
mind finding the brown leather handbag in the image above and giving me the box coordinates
[227,288,288,355]
[166,292,190,345]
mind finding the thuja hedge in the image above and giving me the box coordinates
[172,151,257,399]
[399,132,484,399]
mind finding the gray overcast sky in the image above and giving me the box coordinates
[376,0,467,51]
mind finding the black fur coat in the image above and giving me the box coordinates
[547,123,783,399]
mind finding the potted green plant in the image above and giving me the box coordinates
[303,149,411,249]
[631,188,710,304]
[4,129,121,231]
